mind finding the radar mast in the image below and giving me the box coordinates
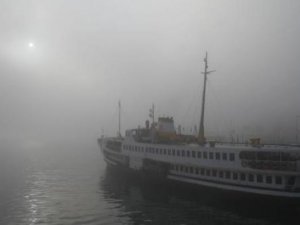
[198,52,215,144]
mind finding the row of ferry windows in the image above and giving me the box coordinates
[123,145,235,161]
[171,165,283,185]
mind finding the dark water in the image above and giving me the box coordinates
[1,147,299,225]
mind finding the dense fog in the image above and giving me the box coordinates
[1,0,300,161]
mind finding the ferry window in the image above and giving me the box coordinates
[195,168,199,174]
[192,151,196,158]
[135,146,138,152]
[172,149,175,156]
[212,169,217,177]
[209,152,213,159]
[177,150,180,156]
[287,176,295,186]
[275,176,282,185]
[257,151,268,160]
[203,152,208,159]
[190,167,194,173]
[216,152,220,160]
[200,168,205,175]
[186,150,190,157]
[281,153,291,161]
[168,149,171,155]
[160,149,162,154]
[163,149,167,155]
[185,167,189,173]
[156,148,159,154]
[248,174,254,182]
[141,147,144,152]
[219,171,224,178]
[182,150,185,157]
[229,153,235,161]
[240,173,246,181]
[222,153,227,160]
[180,166,184,172]
[225,171,231,179]
[206,169,211,176]
[266,176,272,184]
[257,174,263,183]
[240,151,256,160]
[197,152,202,158]
[233,172,238,180]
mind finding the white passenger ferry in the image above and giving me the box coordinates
[98,53,300,198]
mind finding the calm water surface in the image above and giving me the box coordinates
[1,147,299,225]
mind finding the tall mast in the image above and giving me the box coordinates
[118,100,121,137]
[149,104,155,126]
[198,52,215,144]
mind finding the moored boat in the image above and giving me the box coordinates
[98,53,300,198]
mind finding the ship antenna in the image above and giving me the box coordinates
[198,52,215,144]
[118,100,121,137]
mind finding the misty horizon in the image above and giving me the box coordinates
[1,0,300,155]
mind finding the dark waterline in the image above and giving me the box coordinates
[1,147,299,225]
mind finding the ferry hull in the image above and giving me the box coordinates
[104,162,300,208]
[99,137,300,200]
[103,155,300,200]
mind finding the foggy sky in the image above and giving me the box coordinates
[1,0,300,154]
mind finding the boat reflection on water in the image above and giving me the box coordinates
[100,166,300,225]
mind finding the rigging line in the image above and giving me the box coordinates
[121,102,134,131]
[106,103,119,136]
[180,82,201,129]
[206,80,220,116]
[206,79,228,133]
[191,95,200,128]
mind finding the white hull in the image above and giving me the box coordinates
[99,137,300,199]
[167,174,300,198]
